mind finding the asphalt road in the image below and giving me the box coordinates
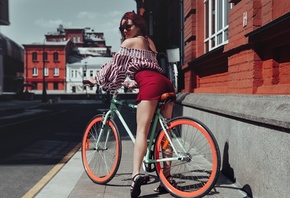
[0,100,107,198]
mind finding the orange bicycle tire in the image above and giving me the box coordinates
[81,115,121,184]
[154,116,220,198]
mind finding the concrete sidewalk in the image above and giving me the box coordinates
[34,139,248,198]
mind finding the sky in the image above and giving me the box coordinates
[0,0,136,52]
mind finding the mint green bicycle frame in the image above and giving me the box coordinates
[97,95,184,166]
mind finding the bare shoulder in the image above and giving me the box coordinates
[121,37,147,50]
[145,37,157,52]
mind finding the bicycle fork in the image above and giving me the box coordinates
[94,111,112,150]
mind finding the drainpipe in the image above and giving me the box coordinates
[180,0,184,66]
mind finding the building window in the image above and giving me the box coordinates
[43,52,48,61]
[54,67,59,76]
[204,0,232,52]
[44,67,49,76]
[71,69,79,78]
[32,67,38,76]
[32,52,37,61]
[53,82,58,90]
[90,70,93,77]
[73,70,77,78]
[53,52,59,61]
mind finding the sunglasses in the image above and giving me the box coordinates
[119,24,134,32]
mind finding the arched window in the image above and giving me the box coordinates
[43,52,48,61]
[32,52,37,61]
[53,52,59,61]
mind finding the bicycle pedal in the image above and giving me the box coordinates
[145,164,156,172]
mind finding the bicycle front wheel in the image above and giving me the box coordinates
[81,115,121,184]
[154,116,221,198]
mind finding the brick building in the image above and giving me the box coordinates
[23,25,112,94]
[23,40,73,93]
[183,0,290,95]
[137,1,290,197]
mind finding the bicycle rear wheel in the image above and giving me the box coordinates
[154,116,220,198]
[81,115,121,184]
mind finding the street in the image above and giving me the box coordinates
[0,100,107,198]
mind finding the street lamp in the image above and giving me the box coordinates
[42,38,47,102]
[83,61,88,97]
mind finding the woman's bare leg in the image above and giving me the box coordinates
[161,102,174,177]
[132,100,158,177]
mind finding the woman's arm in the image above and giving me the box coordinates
[93,49,130,93]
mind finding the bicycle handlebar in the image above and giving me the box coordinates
[83,80,95,87]
[82,80,137,99]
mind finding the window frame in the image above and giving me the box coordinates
[32,52,38,61]
[43,52,48,61]
[53,52,59,62]
[44,67,49,77]
[204,0,232,52]
[53,67,59,76]
[32,67,38,76]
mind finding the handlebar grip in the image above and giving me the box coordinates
[83,80,94,87]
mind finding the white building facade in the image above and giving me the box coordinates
[66,56,111,94]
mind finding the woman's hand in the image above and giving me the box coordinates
[88,77,97,85]
[83,77,97,87]
[123,79,138,89]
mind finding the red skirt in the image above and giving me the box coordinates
[135,70,174,103]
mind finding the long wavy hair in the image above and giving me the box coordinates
[119,11,147,39]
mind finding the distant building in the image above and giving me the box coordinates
[23,25,114,94]
[66,56,111,94]
[1,0,24,95]
[23,40,73,93]
[0,33,24,94]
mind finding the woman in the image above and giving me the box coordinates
[93,11,175,198]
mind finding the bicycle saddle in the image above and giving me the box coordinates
[160,92,176,102]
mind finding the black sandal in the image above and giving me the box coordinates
[154,175,176,194]
[154,185,168,194]
[130,174,144,198]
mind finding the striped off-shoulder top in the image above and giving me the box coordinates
[95,46,163,93]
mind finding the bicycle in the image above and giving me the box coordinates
[81,81,221,198]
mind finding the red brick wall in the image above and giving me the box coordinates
[24,45,67,91]
[182,0,290,95]
[183,0,196,64]
[272,1,290,20]
[228,50,263,94]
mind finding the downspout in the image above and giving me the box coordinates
[180,0,184,66]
